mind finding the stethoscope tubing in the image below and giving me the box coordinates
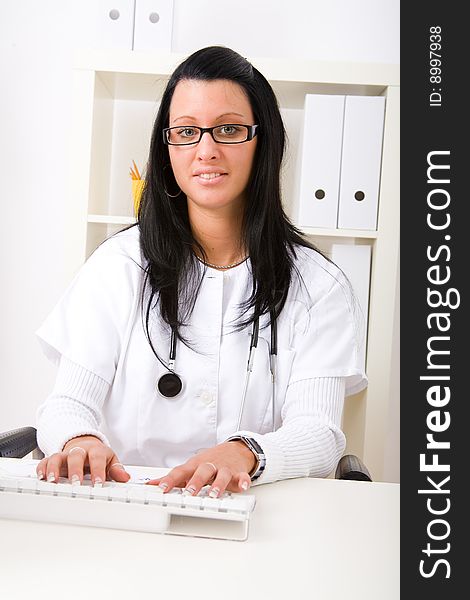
[159,314,278,432]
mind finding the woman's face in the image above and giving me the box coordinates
[167,79,257,215]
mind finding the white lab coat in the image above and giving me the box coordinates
[36,227,366,470]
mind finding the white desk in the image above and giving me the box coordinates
[0,460,399,600]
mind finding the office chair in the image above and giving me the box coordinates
[0,426,372,481]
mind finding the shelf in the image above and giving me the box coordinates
[74,48,400,87]
[88,214,136,225]
[74,49,399,106]
[301,227,378,239]
[86,216,377,239]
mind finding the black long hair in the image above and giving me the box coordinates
[138,46,321,349]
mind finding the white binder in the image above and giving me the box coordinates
[331,244,371,372]
[133,0,174,52]
[297,94,345,229]
[337,96,385,230]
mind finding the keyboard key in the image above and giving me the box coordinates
[144,486,165,506]
[72,485,92,499]
[17,478,39,494]
[90,486,111,500]
[219,496,251,514]
[107,485,130,502]
[201,496,222,513]
[163,490,184,509]
[127,485,147,504]
[37,480,58,495]
[181,494,204,510]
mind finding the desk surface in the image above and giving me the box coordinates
[0,459,399,600]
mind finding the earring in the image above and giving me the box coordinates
[162,164,182,198]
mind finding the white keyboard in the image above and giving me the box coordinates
[0,475,257,541]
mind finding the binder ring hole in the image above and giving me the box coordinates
[354,191,365,201]
[109,9,120,20]
[149,12,160,23]
[315,189,325,200]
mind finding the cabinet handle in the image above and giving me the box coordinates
[149,12,160,23]
[108,9,120,21]
[314,189,326,200]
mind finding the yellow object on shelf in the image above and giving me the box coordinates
[132,179,145,216]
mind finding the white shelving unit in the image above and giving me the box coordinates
[68,49,399,481]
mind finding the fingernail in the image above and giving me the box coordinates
[37,470,43,480]
[158,482,169,491]
[47,473,55,482]
[93,477,103,488]
[71,474,81,486]
[209,487,220,498]
[182,486,196,496]
[241,481,249,491]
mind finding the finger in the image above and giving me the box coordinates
[36,457,48,480]
[237,472,252,493]
[154,466,191,493]
[145,477,174,491]
[45,452,66,483]
[183,462,220,496]
[107,459,130,483]
[207,466,232,498]
[226,472,252,494]
[87,447,108,486]
[145,477,162,486]
[66,446,87,485]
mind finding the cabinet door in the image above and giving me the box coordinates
[77,0,135,50]
[133,0,174,52]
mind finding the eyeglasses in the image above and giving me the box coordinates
[162,124,259,146]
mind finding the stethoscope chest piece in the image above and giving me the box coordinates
[157,372,182,398]
[157,326,182,398]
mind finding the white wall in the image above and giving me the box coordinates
[0,0,399,479]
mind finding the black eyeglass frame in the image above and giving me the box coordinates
[162,124,259,146]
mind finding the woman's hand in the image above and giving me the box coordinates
[146,441,256,497]
[35,435,130,486]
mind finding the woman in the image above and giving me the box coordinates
[35,46,366,498]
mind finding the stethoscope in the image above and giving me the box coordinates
[157,312,278,431]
